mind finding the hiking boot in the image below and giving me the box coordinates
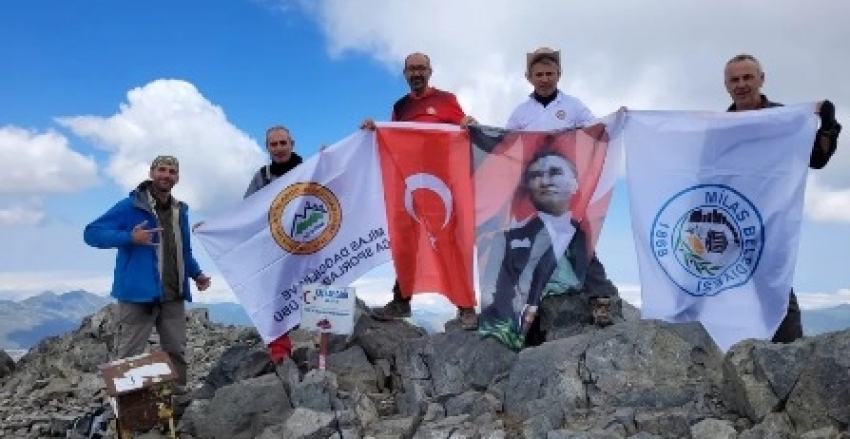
[458,307,478,330]
[592,297,613,327]
[371,299,412,320]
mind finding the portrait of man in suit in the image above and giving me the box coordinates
[478,145,616,349]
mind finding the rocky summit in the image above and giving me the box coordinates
[1,294,849,438]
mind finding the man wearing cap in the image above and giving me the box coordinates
[361,52,480,330]
[84,155,211,388]
[505,47,619,328]
[507,47,595,131]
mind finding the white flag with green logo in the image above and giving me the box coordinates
[195,130,391,343]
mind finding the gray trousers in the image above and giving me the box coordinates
[116,301,188,386]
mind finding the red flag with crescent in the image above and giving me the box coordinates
[376,124,475,307]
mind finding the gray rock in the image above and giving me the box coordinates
[625,433,664,439]
[690,418,737,439]
[341,388,379,428]
[290,369,338,412]
[537,293,627,341]
[474,412,507,438]
[363,416,419,439]
[201,343,272,392]
[394,330,516,417]
[633,409,691,438]
[423,402,445,422]
[738,412,794,439]
[327,345,379,392]
[547,429,626,439]
[611,407,637,435]
[274,356,301,393]
[4,301,850,439]
[0,349,15,379]
[396,379,432,417]
[722,339,808,422]
[784,331,850,433]
[444,390,501,418]
[350,308,427,363]
[413,414,473,438]
[524,413,561,439]
[800,426,844,439]
[257,407,336,439]
[190,374,292,439]
[504,320,722,421]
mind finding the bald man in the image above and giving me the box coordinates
[361,52,479,330]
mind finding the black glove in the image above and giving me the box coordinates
[819,100,837,128]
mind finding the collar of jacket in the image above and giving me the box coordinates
[727,94,781,112]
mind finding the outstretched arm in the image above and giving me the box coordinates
[810,100,841,169]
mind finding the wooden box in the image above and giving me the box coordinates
[100,350,178,432]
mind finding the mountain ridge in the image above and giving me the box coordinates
[2,290,849,351]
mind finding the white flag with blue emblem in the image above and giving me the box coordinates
[622,105,818,351]
[194,130,391,344]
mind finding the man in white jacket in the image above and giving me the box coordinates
[504,47,616,327]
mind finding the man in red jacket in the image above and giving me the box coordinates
[361,52,479,330]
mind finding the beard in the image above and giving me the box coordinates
[408,76,426,92]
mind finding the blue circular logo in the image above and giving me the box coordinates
[650,184,764,297]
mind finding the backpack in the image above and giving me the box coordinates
[66,406,112,438]
[261,165,274,188]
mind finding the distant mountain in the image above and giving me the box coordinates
[0,291,252,350]
[192,302,252,327]
[0,290,111,349]
[803,304,850,336]
[1,290,847,352]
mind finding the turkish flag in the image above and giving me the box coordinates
[376,124,476,308]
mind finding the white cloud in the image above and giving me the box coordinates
[805,174,850,223]
[0,270,113,297]
[0,269,237,304]
[57,79,267,212]
[797,288,850,310]
[0,126,98,195]
[615,284,642,309]
[0,126,98,224]
[305,0,850,221]
[0,205,44,226]
[609,285,850,311]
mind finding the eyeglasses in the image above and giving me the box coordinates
[269,141,290,146]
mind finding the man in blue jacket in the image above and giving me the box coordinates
[84,155,211,387]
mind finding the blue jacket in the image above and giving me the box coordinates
[83,181,203,303]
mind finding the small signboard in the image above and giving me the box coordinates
[99,350,178,435]
[300,284,356,335]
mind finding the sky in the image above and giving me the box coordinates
[1,0,848,314]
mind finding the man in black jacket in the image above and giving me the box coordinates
[244,125,304,363]
[724,53,842,342]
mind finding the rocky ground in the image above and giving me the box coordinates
[1,296,849,438]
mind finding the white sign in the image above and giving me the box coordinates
[300,284,356,335]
